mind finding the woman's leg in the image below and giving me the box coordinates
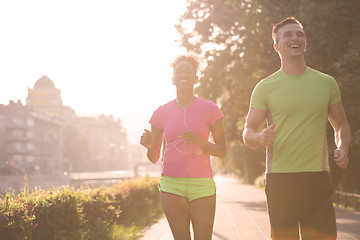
[189,194,216,240]
[160,191,191,240]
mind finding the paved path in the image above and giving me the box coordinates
[140,175,360,240]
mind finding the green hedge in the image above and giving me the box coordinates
[0,177,162,240]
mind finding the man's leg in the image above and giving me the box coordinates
[299,172,337,240]
[266,173,301,239]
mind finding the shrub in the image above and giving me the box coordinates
[0,177,162,240]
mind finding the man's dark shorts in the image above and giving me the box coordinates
[265,171,337,239]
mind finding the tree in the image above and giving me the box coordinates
[177,0,360,189]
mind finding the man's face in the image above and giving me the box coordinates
[274,23,307,59]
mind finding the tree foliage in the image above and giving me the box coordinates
[176,0,360,190]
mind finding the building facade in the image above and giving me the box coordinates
[26,75,77,122]
[0,76,129,175]
[0,101,64,175]
[77,115,129,171]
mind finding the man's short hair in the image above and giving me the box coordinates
[272,17,304,44]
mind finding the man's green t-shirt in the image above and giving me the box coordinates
[250,67,341,173]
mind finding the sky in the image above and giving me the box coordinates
[0,0,188,143]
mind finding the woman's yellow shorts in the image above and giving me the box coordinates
[159,175,216,202]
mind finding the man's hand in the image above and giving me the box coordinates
[334,149,349,169]
[257,123,277,146]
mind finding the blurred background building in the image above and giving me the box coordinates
[0,76,130,176]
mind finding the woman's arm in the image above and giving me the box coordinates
[140,125,163,163]
[179,118,227,158]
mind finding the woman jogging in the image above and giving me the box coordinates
[140,53,227,240]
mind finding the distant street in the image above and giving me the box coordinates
[69,162,162,187]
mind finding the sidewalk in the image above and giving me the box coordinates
[140,175,360,240]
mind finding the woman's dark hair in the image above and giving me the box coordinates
[171,52,201,74]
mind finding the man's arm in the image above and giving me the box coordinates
[242,107,276,149]
[328,101,351,169]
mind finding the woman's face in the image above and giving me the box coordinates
[172,61,198,89]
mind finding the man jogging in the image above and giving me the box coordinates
[242,17,351,240]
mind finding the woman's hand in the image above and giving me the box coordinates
[140,126,163,163]
[178,118,227,159]
[179,131,205,146]
[140,129,153,149]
